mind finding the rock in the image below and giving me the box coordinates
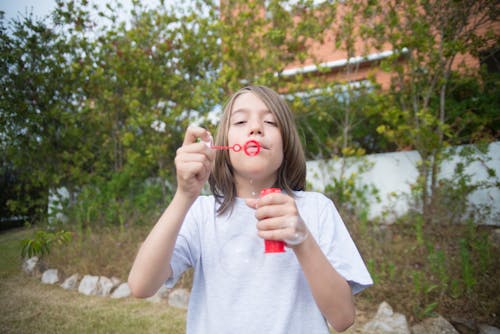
[111,283,131,299]
[110,277,121,287]
[362,301,410,334]
[61,273,80,290]
[168,288,190,309]
[411,315,459,334]
[22,256,47,277]
[479,324,500,334]
[41,269,60,284]
[98,276,115,296]
[78,275,100,296]
[146,285,169,303]
[22,256,39,275]
[449,317,477,334]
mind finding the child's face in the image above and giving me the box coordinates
[227,92,284,186]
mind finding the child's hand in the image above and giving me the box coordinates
[246,193,309,248]
[174,126,214,199]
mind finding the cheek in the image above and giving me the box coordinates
[273,141,285,166]
[274,151,284,168]
[273,136,284,157]
[228,150,241,168]
[227,129,239,144]
[228,152,236,165]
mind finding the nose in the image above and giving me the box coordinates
[249,120,263,136]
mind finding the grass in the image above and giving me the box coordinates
[0,229,27,279]
[348,216,500,327]
[0,228,186,334]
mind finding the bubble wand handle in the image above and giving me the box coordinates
[260,188,286,253]
[210,144,242,152]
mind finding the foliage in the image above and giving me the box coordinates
[49,1,221,224]
[57,172,168,231]
[320,154,380,222]
[0,159,47,229]
[20,229,72,258]
[0,12,76,224]
[2,0,497,229]
[217,0,337,94]
[288,82,395,159]
[2,1,221,227]
[359,0,499,223]
[398,142,500,226]
[349,212,499,323]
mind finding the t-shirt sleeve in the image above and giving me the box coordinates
[165,197,204,288]
[316,195,373,294]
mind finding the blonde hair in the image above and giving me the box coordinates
[209,85,306,214]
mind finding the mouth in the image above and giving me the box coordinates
[246,145,260,154]
[243,140,263,156]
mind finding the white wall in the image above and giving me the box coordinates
[306,142,500,226]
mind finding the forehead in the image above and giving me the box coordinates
[231,92,269,113]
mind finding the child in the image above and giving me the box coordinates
[128,85,373,333]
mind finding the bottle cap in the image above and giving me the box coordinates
[260,188,286,253]
[260,188,281,197]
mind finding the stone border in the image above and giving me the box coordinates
[22,256,190,309]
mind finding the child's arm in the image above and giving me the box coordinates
[292,234,355,332]
[128,126,213,298]
[247,193,355,332]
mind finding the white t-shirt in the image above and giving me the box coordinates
[166,191,373,334]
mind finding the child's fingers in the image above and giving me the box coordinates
[245,198,258,209]
[257,192,285,206]
[253,195,309,246]
[256,216,308,246]
[254,200,296,221]
[183,125,212,146]
[256,217,289,231]
[256,217,296,239]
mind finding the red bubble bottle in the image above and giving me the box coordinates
[260,188,286,253]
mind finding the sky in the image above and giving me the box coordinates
[1,0,55,21]
[1,0,163,24]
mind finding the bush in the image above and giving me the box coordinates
[21,229,72,258]
[348,211,499,324]
[52,171,170,231]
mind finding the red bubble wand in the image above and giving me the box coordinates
[211,139,261,156]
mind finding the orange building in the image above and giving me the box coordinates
[253,0,500,92]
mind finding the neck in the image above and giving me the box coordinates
[234,175,276,198]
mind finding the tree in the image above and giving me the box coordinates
[1,0,222,226]
[0,10,79,224]
[49,0,221,226]
[360,0,499,223]
[218,1,336,91]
